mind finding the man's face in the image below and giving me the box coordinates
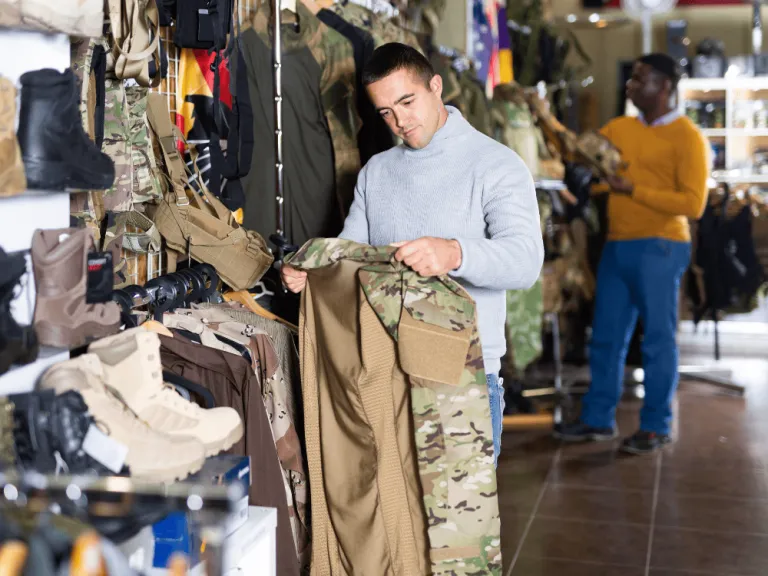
[626,62,669,112]
[366,68,444,150]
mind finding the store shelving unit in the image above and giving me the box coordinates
[679,76,768,186]
[0,30,72,396]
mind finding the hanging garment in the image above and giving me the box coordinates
[194,301,301,400]
[167,307,309,570]
[458,69,492,137]
[316,8,394,164]
[158,333,300,576]
[503,280,544,374]
[490,85,539,175]
[241,3,360,247]
[327,1,422,51]
[287,238,502,576]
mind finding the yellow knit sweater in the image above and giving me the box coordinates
[599,115,710,242]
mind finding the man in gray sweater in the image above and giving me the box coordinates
[282,43,544,463]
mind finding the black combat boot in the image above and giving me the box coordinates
[7,389,129,476]
[0,248,38,375]
[17,68,115,191]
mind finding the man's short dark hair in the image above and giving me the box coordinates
[638,53,681,92]
[362,42,435,87]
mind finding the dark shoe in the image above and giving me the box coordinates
[0,247,38,374]
[553,421,618,443]
[6,389,129,475]
[620,430,671,455]
[17,68,114,191]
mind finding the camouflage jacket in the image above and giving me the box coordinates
[287,238,502,576]
[251,3,361,214]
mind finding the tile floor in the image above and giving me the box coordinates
[499,362,768,576]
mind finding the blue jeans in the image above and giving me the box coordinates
[487,373,504,467]
[582,239,691,435]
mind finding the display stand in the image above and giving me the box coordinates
[0,30,72,395]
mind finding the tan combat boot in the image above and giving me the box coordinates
[31,228,120,348]
[40,355,206,482]
[88,328,244,457]
[0,77,26,197]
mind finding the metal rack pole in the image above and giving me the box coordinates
[273,1,285,244]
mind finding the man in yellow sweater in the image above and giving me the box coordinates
[555,53,709,454]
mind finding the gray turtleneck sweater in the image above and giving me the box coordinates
[339,106,544,374]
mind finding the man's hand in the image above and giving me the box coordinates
[393,237,463,277]
[281,263,307,293]
[606,174,634,196]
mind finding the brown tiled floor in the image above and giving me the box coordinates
[499,376,768,576]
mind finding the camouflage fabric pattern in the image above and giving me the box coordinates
[102,82,162,212]
[503,196,549,374]
[253,4,361,214]
[125,86,163,205]
[102,78,132,212]
[328,1,424,53]
[288,238,502,576]
[504,279,544,373]
[0,397,16,469]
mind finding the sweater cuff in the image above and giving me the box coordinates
[449,238,470,279]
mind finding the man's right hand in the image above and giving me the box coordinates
[281,264,307,293]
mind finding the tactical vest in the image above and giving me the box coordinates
[287,238,502,576]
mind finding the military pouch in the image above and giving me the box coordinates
[145,93,273,290]
[173,0,232,50]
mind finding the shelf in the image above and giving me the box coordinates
[0,346,69,395]
[702,129,728,137]
[680,77,768,92]
[713,173,768,184]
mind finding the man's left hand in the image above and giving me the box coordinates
[393,237,463,277]
[606,175,634,196]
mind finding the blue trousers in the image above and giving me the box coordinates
[582,239,691,435]
[487,373,504,467]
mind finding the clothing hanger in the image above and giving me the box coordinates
[193,263,219,302]
[222,290,299,331]
[176,268,205,306]
[163,371,216,409]
[145,276,180,321]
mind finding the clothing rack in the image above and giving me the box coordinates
[0,471,240,576]
[273,2,285,245]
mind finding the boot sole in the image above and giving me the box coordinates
[35,319,119,349]
[24,158,114,192]
[203,420,245,458]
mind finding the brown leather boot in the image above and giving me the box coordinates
[0,76,26,197]
[31,228,120,348]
